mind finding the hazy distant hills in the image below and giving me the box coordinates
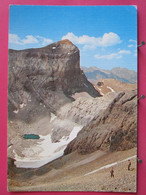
[82,66,137,84]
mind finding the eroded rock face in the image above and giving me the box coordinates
[8,39,100,122]
[51,92,118,142]
[64,90,137,155]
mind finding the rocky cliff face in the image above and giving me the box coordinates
[64,90,137,155]
[8,39,100,122]
[51,92,117,142]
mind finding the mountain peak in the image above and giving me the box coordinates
[59,39,74,45]
[8,40,101,122]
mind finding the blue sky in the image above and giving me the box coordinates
[9,5,137,71]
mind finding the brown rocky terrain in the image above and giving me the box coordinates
[94,78,137,95]
[64,90,137,155]
[51,92,118,142]
[7,92,117,162]
[8,148,137,192]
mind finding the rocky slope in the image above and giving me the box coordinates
[94,78,137,95]
[64,90,137,155]
[51,92,118,142]
[7,92,117,167]
[8,148,137,192]
[8,39,100,123]
[82,66,137,84]
[8,39,137,192]
[8,89,137,168]
[8,39,137,175]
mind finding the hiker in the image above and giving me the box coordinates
[128,160,131,171]
[110,167,114,178]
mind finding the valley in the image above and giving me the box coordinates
[8,39,137,192]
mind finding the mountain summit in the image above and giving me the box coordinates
[8,40,101,122]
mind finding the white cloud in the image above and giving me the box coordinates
[118,50,131,54]
[128,39,137,56]
[9,34,38,45]
[128,39,137,49]
[36,36,53,45]
[21,35,39,44]
[98,33,122,47]
[62,32,122,50]
[129,39,137,44]
[95,53,122,60]
[42,38,53,45]
[94,50,131,60]
[9,34,53,46]
[128,40,137,48]
[9,34,21,44]
[128,44,134,48]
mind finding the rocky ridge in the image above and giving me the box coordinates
[64,90,137,155]
[51,92,118,142]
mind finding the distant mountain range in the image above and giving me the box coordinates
[82,66,137,84]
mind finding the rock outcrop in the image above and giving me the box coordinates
[64,90,137,155]
[51,92,118,142]
[8,39,100,122]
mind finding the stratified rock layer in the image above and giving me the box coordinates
[64,90,137,154]
[8,39,100,122]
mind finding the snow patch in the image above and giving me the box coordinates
[84,155,136,176]
[96,87,104,95]
[14,125,83,168]
[20,103,25,109]
[50,113,57,122]
[8,145,13,149]
[107,86,115,92]
[13,109,19,114]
